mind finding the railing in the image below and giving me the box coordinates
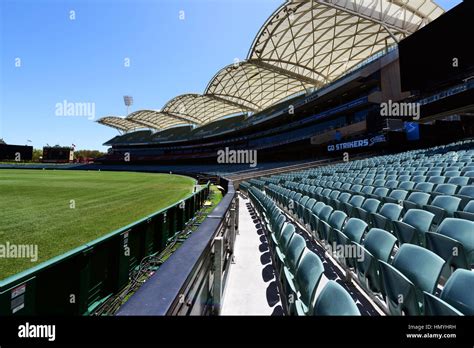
[117,179,238,316]
[0,182,210,315]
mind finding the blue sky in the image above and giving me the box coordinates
[0,0,463,151]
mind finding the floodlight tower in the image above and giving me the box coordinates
[123,96,134,116]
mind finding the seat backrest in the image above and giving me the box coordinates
[430,195,461,214]
[386,180,399,189]
[448,176,469,186]
[389,189,409,201]
[435,183,458,195]
[279,223,296,251]
[441,269,474,315]
[393,244,445,294]
[407,191,431,205]
[363,228,397,262]
[458,185,474,198]
[373,187,389,197]
[349,195,365,207]
[463,200,474,213]
[361,198,381,213]
[295,250,324,307]
[379,203,403,221]
[286,233,307,271]
[338,192,351,203]
[312,201,326,215]
[319,205,334,222]
[328,210,347,229]
[305,198,316,210]
[402,209,435,232]
[313,281,360,316]
[428,176,446,184]
[436,218,474,252]
[399,181,415,190]
[342,218,368,244]
[415,182,434,192]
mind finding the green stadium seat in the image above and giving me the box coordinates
[312,281,360,316]
[433,183,458,196]
[320,210,347,242]
[333,218,368,266]
[428,176,446,184]
[384,189,409,204]
[282,233,307,294]
[423,195,461,226]
[379,244,445,315]
[342,195,365,215]
[425,218,474,272]
[371,203,403,231]
[355,228,397,294]
[275,223,296,271]
[314,205,333,240]
[454,200,474,221]
[353,198,381,221]
[402,192,431,211]
[439,269,474,315]
[294,250,325,315]
[414,182,434,193]
[393,209,435,245]
[335,192,351,211]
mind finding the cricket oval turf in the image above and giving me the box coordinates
[0,169,196,279]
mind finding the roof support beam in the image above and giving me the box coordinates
[205,94,258,113]
[249,59,327,87]
[161,111,201,125]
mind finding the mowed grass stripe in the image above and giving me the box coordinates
[0,170,196,279]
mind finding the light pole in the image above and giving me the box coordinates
[123,96,134,116]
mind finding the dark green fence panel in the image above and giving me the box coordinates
[0,181,210,315]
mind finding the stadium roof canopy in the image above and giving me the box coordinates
[98,0,444,132]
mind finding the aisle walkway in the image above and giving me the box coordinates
[220,195,283,315]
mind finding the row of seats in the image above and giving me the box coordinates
[264,183,473,315]
[242,140,474,316]
[248,187,361,316]
[268,183,473,261]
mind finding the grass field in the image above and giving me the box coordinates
[0,169,196,279]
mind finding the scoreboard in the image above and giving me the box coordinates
[42,146,74,163]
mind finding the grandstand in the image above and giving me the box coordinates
[96,1,473,167]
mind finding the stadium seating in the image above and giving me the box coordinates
[243,140,474,316]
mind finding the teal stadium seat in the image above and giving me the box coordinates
[355,228,397,295]
[379,244,445,315]
[294,250,325,315]
[425,218,474,272]
[454,200,474,221]
[312,281,360,316]
[393,209,435,245]
[371,203,403,231]
[423,195,461,226]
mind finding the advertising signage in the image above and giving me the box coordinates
[327,134,386,152]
